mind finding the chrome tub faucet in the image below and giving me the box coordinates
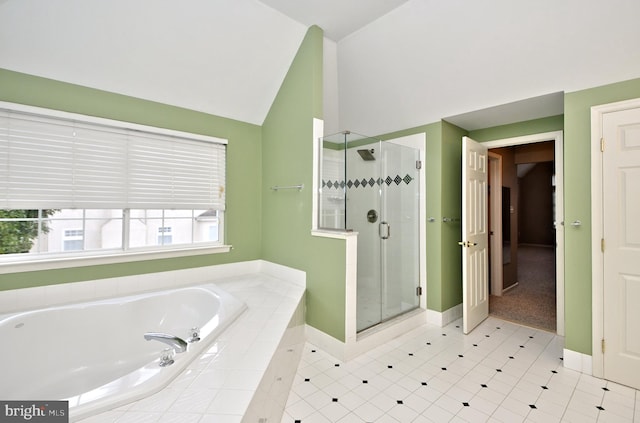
[143,332,188,353]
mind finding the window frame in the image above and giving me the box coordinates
[0,102,231,273]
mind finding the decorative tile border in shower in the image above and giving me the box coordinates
[322,174,414,190]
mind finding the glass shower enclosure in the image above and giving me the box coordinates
[319,131,421,332]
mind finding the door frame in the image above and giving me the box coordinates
[591,97,640,378]
[483,131,565,336]
[488,152,504,296]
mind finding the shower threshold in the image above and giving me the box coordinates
[356,307,424,341]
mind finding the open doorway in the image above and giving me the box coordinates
[484,132,564,334]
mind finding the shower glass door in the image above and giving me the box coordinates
[352,140,421,332]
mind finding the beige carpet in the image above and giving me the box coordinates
[489,245,556,332]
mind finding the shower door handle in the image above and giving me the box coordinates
[379,221,390,239]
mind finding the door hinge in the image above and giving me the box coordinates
[601,137,605,152]
[416,286,423,296]
[601,238,605,253]
[416,160,422,170]
[602,338,606,354]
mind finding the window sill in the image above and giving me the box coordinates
[0,245,232,274]
[311,229,359,239]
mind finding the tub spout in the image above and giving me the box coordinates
[144,332,188,353]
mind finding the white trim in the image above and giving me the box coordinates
[0,101,227,145]
[345,233,358,344]
[483,131,565,336]
[0,244,232,274]
[311,229,357,239]
[488,152,503,296]
[590,96,640,379]
[311,118,324,232]
[426,303,463,327]
[563,348,593,375]
[307,309,427,362]
[305,324,347,361]
[502,281,519,293]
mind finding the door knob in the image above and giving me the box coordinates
[367,209,378,223]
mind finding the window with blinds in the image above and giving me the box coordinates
[0,102,227,257]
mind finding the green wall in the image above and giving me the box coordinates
[563,77,640,355]
[261,26,347,341]
[3,39,640,356]
[465,79,640,356]
[440,121,466,310]
[0,68,263,289]
[0,27,348,343]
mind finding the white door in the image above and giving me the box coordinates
[462,136,489,334]
[602,106,640,389]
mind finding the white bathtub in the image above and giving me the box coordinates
[0,283,246,421]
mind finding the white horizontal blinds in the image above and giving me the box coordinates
[72,121,128,208]
[0,106,226,210]
[1,111,76,209]
[127,131,226,210]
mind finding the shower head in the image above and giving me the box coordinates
[357,149,375,161]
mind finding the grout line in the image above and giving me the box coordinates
[285,318,640,423]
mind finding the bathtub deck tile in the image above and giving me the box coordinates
[241,340,280,370]
[156,412,202,423]
[127,386,182,413]
[72,411,125,423]
[75,273,304,423]
[167,368,199,390]
[109,411,162,423]
[205,389,254,415]
[168,388,219,414]
[223,369,265,390]
[189,368,229,390]
[199,414,242,423]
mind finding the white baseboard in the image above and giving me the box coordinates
[502,282,519,293]
[305,324,348,361]
[306,309,428,362]
[563,348,593,375]
[426,303,463,327]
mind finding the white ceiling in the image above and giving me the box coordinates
[445,92,564,132]
[258,0,410,41]
[1,0,639,136]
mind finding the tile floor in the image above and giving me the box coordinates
[282,317,640,423]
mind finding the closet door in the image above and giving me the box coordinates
[602,105,640,389]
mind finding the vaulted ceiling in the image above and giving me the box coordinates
[1,0,639,136]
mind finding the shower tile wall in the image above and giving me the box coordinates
[320,149,345,230]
